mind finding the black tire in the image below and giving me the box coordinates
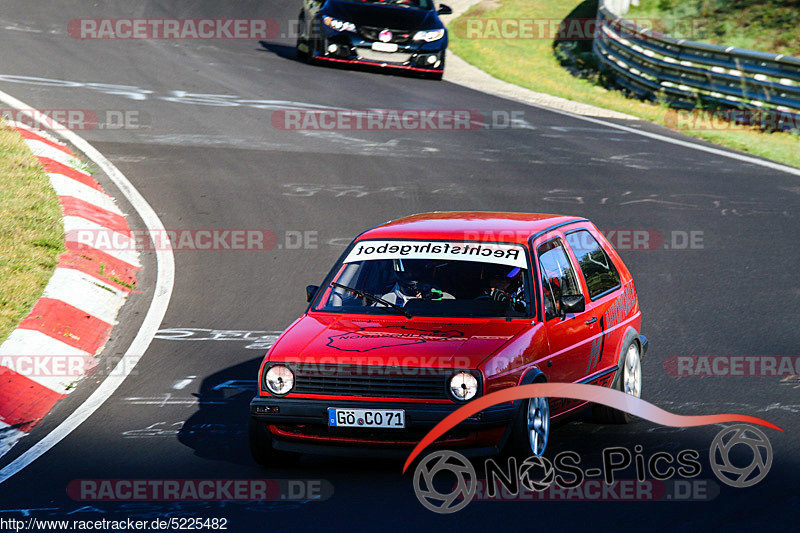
[304,17,322,65]
[504,393,550,458]
[593,331,642,424]
[296,12,309,60]
[249,419,300,467]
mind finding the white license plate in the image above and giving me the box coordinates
[371,41,398,53]
[328,407,405,428]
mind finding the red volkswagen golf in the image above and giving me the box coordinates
[250,212,648,464]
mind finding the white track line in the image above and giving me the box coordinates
[0,90,175,484]
[442,0,799,176]
[446,76,800,177]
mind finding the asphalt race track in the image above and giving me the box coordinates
[0,1,797,530]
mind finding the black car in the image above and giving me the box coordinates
[296,0,452,79]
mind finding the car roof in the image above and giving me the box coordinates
[357,212,587,245]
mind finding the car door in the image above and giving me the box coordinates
[564,226,625,380]
[535,236,601,387]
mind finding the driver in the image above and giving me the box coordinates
[381,260,453,306]
[483,267,525,308]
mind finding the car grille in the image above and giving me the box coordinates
[358,26,413,44]
[276,424,472,443]
[356,48,412,64]
[291,364,451,399]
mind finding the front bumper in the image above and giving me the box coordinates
[250,396,515,456]
[315,27,446,72]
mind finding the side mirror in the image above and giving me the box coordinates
[559,294,585,316]
[438,4,453,15]
[306,285,319,303]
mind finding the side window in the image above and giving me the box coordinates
[566,230,621,299]
[537,239,582,321]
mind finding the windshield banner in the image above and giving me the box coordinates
[344,240,528,269]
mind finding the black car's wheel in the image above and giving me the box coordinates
[505,393,550,457]
[296,11,313,62]
[249,419,300,467]
[593,331,643,424]
[304,17,323,64]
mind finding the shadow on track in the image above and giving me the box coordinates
[257,40,297,60]
[177,357,262,466]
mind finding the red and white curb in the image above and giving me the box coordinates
[0,121,140,457]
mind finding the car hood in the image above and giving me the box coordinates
[268,314,527,369]
[324,1,441,31]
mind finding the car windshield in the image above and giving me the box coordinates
[346,0,435,10]
[314,240,532,318]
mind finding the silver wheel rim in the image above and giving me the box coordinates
[527,396,549,456]
[623,343,642,398]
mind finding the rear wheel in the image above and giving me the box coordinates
[506,394,550,457]
[249,419,300,467]
[593,334,642,424]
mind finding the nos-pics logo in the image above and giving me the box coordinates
[413,424,773,514]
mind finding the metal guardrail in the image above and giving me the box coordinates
[593,2,800,129]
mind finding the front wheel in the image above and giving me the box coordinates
[506,395,550,457]
[296,12,311,61]
[593,334,642,424]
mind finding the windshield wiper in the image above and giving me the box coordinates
[331,282,412,319]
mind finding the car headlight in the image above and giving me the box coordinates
[323,16,356,33]
[449,371,478,401]
[265,365,294,395]
[413,29,445,42]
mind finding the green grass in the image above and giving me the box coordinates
[627,0,800,57]
[0,124,65,344]
[448,0,800,169]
